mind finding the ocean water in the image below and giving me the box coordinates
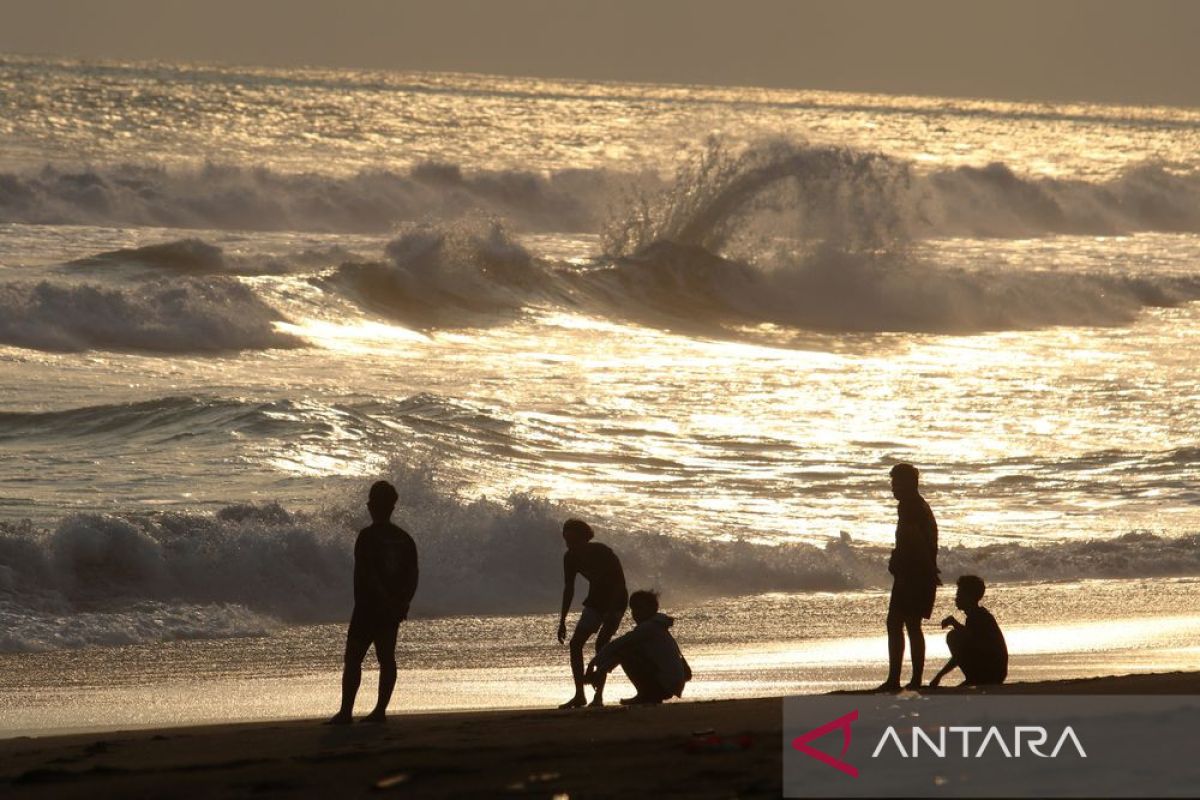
[1,54,1199,734]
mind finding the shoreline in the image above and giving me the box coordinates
[2,671,1196,798]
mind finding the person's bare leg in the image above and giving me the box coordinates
[590,617,620,707]
[327,636,369,724]
[618,650,666,705]
[904,616,925,689]
[878,609,904,691]
[363,628,398,723]
[559,631,588,709]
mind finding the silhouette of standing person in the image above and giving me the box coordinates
[878,463,940,691]
[327,480,419,724]
[557,518,628,708]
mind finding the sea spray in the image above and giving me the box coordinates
[1,460,1197,652]
[4,155,1199,239]
[321,219,558,328]
[591,140,1200,334]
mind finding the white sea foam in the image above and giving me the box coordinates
[0,162,627,234]
[0,462,1196,652]
[582,242,1200,334]
[322,220,557,327]
[0,277,302,353]
[2,149,1198,239]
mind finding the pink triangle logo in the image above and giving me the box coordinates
[791,709,859,778]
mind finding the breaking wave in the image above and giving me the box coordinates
[604,138,1200,253]
[0,277,302,353]
[0,161,628,234]
[322,220,564,328]
[3,150,1198,240]
[63,237,348,275]
[925,161,1200,238]
[26,141,1200,342]
[592,141,1200,333]
[579,242,1200,334]
[1,461,1197,652]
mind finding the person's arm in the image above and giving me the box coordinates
[930,614,963,688]
[587,626,646,677]
[929,655,957,688]
[558,555,575,643]
[397,536,419,619]
[353,533,366,601]
[926,510,941,584]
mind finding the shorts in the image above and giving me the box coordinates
[575,604,625,642]
[347,606,401,647]
[888,579,936,620]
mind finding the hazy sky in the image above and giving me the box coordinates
[3,0,1199,107]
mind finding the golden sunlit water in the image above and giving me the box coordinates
[1,54,1198,735]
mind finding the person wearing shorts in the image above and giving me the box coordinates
[879,462,940,691]
[326,480,419,724]
[556,518,627,708]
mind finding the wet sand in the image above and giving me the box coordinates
[2,671,1196,799]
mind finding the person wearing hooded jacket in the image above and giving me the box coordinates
[584,590,691,705]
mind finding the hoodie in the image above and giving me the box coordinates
[593,612,691,697]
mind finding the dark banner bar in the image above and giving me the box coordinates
[784,695,1200,797]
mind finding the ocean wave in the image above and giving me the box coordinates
[604,139,1200,254]
[0,393,513,454]
[4,148,1198,240]
[55,236,1196,346]
[924,161,1200,238]
[590,140,1200,333]
[0,277,302,353]
[0,396,352,445]
[602,139,911,257]
[0,161,628,234]
[579,242,1200,334]
[322,220,563,327]
[0,601,276,653]
[63,238,338,276]
[0,461,1196,652]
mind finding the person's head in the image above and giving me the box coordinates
[890,462,920,499]
[629,590,660,623]
[562,518,594,550]
[955,574,986,610]
[367,480,399,522]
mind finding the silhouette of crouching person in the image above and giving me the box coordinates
[583,590,691,705]
[930,574,1008,688]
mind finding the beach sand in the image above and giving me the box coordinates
[1,671,1196,799]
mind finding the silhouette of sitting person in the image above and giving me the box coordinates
[557,518,628,708]
[584,590,691,705]
[930,574,1008,687]
[327,480,419,724]
[878,462,940,691]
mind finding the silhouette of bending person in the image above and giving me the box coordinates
[584,590,691,705]
[557,518,627,708]
[878,463,940,691]
[327,480,419,724]
[930,575,1008,687]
